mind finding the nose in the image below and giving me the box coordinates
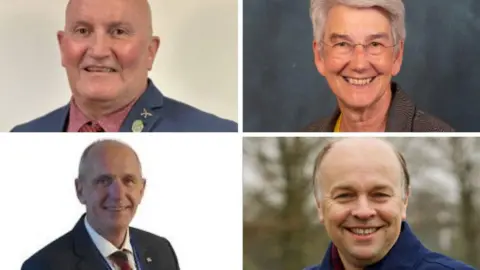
[107,179,125,200]
[88,32,112,59]
[351,196,376,220]
[349,44,369,72]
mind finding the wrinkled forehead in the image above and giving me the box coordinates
[65,0,151,31]
[324,5,393,42]
[319,139,402,190]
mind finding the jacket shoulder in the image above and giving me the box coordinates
[21,231,74,270]
[161,96,237,132]
[415,252,475,270]
[11,106,67,132]
[130,227,172,247]
[412,109,455,132]
[302,265,321,270]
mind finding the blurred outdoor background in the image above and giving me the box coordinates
[243,137,480,270]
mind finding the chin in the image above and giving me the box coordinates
[77,84,122,101]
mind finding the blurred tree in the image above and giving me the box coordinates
[243,137,330,270]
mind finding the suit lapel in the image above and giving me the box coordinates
[120,79,164,132]
[72,214,107,270]
[131,230,177,270]
[134,245,156,270]
[50,104,70,132]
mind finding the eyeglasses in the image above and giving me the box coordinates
[321,41,397,56]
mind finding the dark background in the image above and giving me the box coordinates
[243,0,480,132]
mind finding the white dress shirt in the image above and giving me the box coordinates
[84,217,138,270]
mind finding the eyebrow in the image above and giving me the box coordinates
[328,32,391,43]
[69,20,134,30]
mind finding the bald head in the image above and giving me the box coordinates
[313,138,410,200]
[78,139,142,181]
[65,0,154,36]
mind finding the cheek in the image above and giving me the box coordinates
[371,56,395,75]
[377,201,404,222]
[325,203,350,225]
[114,43,146,70]
[324,56,347,73]
[62,40,87,66]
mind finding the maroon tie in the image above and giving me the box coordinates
[78,121,105,132]
[109,250,132,270]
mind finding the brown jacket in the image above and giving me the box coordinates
[302,82,454,132]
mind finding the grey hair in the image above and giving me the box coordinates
[312,139,410,201]
[77,139,142,181]
[310,0,406,48]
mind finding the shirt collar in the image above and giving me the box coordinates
[84,216,133,258]
[67,95,139,132]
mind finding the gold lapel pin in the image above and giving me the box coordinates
[132,120,144,132]
[141,108,153,119]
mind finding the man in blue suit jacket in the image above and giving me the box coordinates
[12,0,236,132]
[306,138,474,270]
[22,139,180,270]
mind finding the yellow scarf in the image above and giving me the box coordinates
[334,114,341,132]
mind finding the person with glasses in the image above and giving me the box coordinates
[303,0,453,132]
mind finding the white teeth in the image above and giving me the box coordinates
[107,207,125,211]
[86,67,115,72]
[350,228,378,235]
[346,77,374,86]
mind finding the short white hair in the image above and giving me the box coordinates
[310,0,406,45]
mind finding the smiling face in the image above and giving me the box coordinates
[313,5,404,110]
[75,141,145,236]
[316,138,408,267]
[57,0,160,105]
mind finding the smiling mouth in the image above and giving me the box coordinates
[84,66,117,73]
[343,76,376,86]
[103,206,129,212]
[346,227,381,236]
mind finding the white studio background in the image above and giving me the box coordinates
[0,133,242,270]
[0,0,238,131]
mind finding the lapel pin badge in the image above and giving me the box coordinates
[132,120,144,132]
[146,257,152,263]
[141,108,153,119]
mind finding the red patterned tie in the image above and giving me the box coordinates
[109,250,132,270]
[78,121,105,132]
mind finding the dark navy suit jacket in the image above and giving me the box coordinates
[304,222,475,270]
[21,214,180,270]
[11,79,237,132]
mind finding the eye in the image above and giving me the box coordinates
[96,176,111,186]
[335,41,350,47]
[123,176,137,185]
[75,27,89,35]
[335,193,353,199]
[370,41,384,47]
[112,28,127,36]
[372,192,390,199]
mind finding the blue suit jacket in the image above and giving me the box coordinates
[11,79,237,132]
[21,214,180,270]
[304,222,475,270]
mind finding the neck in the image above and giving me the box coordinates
[337,89,391,132]
[87,216,128,249]
[101,228,128,249]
